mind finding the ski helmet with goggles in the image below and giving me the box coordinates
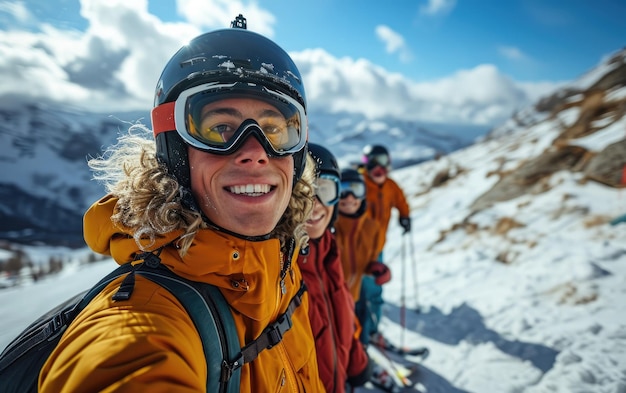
[363,144,391,171]
[339,168,366,200]
[308,143,340,207]
[151,14,308,188]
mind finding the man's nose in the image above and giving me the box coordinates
[234,133,270,166]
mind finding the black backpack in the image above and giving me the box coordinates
[0,252,306,392]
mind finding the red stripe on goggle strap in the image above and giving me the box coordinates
[151,102,176,136]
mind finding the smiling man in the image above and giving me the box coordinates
[39,15,325,393]
[187,97,297,236]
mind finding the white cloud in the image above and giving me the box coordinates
[0,0,560,127]
[175,0,276,37]
[0,0,31,23]
[0,0,200,112]
[0,0,277,113]
[375,25,412,63]
[498,45,528,61]
[292,49,559,126]
[419,0,457,16]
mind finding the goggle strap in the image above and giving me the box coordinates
[152,102,176,136]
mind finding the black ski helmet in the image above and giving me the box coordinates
[308,143,340,180]
[340,168,364,189]
[363,144,391,170]
[308,143,340,227]
[339,167,368,217]
[151,14,308,188]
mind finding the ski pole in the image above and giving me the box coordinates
[400,232,407,349]
[408,230,419,313]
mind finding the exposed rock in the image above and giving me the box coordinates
[471,145,589,211]
[471,49,626,212]
[583,139,626,187]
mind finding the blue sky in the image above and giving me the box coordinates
[0,0,624,126]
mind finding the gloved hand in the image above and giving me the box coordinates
[367,262,391,285]
[399,216,411,234]
[347,353,373,387]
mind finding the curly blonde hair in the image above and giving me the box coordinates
[89,124,315,256]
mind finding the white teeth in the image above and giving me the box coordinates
[229,184,270,196]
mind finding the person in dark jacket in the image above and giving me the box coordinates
[298,143,371,392]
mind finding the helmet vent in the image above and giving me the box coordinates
[181,57,207,68]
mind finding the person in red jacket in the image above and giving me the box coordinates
[298,143,371,392]
[360,144,411,344]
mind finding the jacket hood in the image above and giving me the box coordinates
[84,194,290,321]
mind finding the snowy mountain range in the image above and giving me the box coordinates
[0,95,486,247]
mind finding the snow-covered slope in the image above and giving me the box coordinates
[366,48,626,392]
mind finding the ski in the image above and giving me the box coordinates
[384,344,429,358]
[369,334,430,359]
[366,345,414,392]
[362,334,430,391]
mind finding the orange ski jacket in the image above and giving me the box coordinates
[334,213,384,301]
[39,195,325,393]
[363,174,410,248]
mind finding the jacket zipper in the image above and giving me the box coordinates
[274,246,300,392]
[376,187,383,223]
[276,342,301,392]
[348,220,359,289]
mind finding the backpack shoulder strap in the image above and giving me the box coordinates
[133,260,309,388]
[135,266,241,393]
[223,280,307,377]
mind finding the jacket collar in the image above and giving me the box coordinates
[84,194,291,321]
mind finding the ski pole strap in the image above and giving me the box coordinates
[228,281,307,371]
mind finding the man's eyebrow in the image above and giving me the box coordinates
[260,108,284,118]
[201,107,283,120]
[201,107,242,121]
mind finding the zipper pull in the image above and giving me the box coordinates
[280,277,287,295]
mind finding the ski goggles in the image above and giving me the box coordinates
[151,82,307,156]
[315,174,340,206]
[364,154,390,170]
[340,180,366,199]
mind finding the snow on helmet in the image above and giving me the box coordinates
[309,143,340,180]
[151,14,308,188]
[362,144,391,170]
